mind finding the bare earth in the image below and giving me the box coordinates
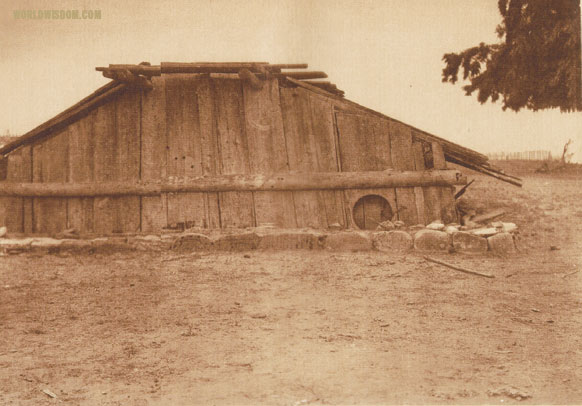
[1,169,581,405]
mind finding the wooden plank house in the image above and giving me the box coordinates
[0,62,520,235]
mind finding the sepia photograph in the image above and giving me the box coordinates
[1,0,581,404]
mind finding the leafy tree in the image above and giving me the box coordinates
[442,0,581,112]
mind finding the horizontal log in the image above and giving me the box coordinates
[269,63,308,69]
[97,64,162,76]
[0,170,466,197]
[281,71,328,80]
[161,62,270,74]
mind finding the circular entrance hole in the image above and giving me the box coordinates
[352,195,393,230]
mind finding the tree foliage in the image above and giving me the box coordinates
[442,0,581,112]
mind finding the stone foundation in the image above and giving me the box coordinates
[0,228,517,255]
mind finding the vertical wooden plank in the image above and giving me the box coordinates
[412,141,427,225]
[243,78,296,228]
[431,141,447,170]
[32,132,68,234]
[92,100,117,234]
[390,121,417,225]
[335,112,392,171]
[430,141,457,223]
[165,74,207,229]
[67,114,95,233]
[280,87,327,228]
[424,141,446,223]
[141,76,167,233]
[0,146,32,233]
[423,187,443,223]
[440,186,458,224]
[212,78,255,228]
[309,94,345,227]
[113,88,141,233]
[198,78,221,228]
[92,92,140,235]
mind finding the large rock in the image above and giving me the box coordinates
[452,231,488,253]
[172,233,214,251]
[213,232,260,251]
[325,231,373,251]
[257,230,324,250]
[372,231,413,252]
[487,232,516,254]
[413,229,450,251]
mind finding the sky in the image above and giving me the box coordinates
[1,0,581,161]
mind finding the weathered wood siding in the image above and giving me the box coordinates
[0,76,456,234]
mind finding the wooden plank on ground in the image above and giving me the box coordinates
[141,76,167,232]
[212,78,255,228]
[243,78,296,228]
[32,131,68,234]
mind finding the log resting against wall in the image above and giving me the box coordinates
[0,170,466,197]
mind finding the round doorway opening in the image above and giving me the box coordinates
[352,195,393,230]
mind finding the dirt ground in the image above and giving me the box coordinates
[1,164,581,405]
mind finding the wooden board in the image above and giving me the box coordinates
[67,116,95,233]
[389,121,417,225]
[0,146,32,233]
[423,141,447,223]
[212,79,255,228]
[164,75,207,229]
[92,92,140,234]
[335,112,392,171]
[280,87,327,228]
[32,131,68,234]
[141,76,167,232]
[309,94,345,227]
[243,78,296,228]
[412,141,427,225]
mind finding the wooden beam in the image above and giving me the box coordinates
[445,155,523,187]
[99,64,162,76]
[161,62,269,74]
[270,63,308,69]
[0,169,466,197]
[282,71,328,80]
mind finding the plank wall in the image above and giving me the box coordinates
[0,76,457,234]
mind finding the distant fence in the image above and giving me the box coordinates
[486,150,552,161]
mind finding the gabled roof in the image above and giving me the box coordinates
[0,61,521,186]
